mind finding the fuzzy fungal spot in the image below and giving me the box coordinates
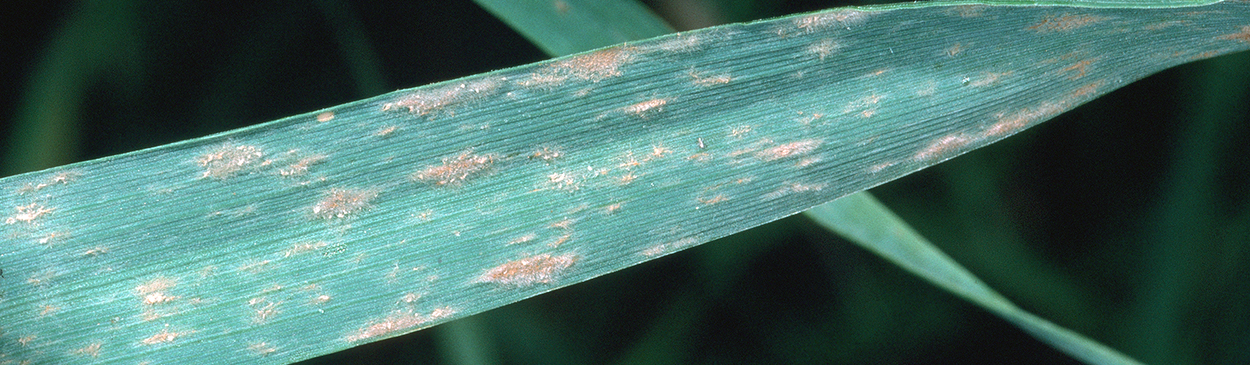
[642,237,700,257]
[278,154,327,177]
[197,143,264,179]
[530,146,564,162]
[648,34,704,53]
[554,0,570,14]
[82,246,109,257]
[688,70,731,86]
[474,253,578,287]
[382,78,502,115]
[623,98,670,117]
[284,241,329,257]
[945,43,965,57]
[729,125,753,139]
[507,233,537,245]
[17,171,80,193]
[414,152,497,186]
[1026,14,1108,32]
[764,183,828,200]
[616,172,640,185]
[791,10,867,34]
[1060,59,1096,79]
[965,72,1013,87]
[807,39,840,61]
[548,217,576,230]
[375,125,399,137]
[757,139,822,161]
[520,47,635,87]
[699,194,729,205]
[5,203,54,225]
[249,298,281,323]
[1219,26,1250,43]
[72,342,102,358]
[604,203,622,215]
[649,144,673,159]
[948,5,987,18]
[316,111,335,122]
[916,134,974,161]
[18,335,37,347]
[542,172,584,192]
[989,103,1065,137]
[141,325,190,345]
[312,188,379,219]
[248,342,277,357]
[547,234,572,248]
[345,307,456,342]
[237,259,273,274]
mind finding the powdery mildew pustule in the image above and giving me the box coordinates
[312,187,379,219]
[248,342,277,357]
[622,98,670,117]
[915,134,974,161]
[756,139,823,161]
[5,203,54,224]
[140,325,192,345]
[790,10,869,35]
[344,307,456,342]
[642,237,700,257]
[519,46,636,87]
[16,171,80,194]
[196,143,265,179]
[72,342,102,358]
[382,77,502,115]
[807,39,840,61]
[474,253,578,287]
[413,151,498,186]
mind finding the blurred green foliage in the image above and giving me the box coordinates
[4,0,1247,364]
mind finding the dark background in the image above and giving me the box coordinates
[3,1,1248,364]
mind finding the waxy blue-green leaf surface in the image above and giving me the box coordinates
[2,1,1248,364]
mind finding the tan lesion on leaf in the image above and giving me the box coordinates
[1059,58,1098,79]
[791,10,868,35]
[1218,25,1250,44]
[344,307,456,342]
[1026,14,1108,33]
[248,342,277,357]
[806,39,840,61]
[72,342,103,358]
[474,253,578,287]
[196,143,264,179]
[623,98,670,117]
[140,325,193,345]
[687,69,731,86]
[413,151,498,186]
[519,46,636,87]
[756,139,822,161]
[5,203,54,225]
[382,77,502,115]
[16,170,81,194]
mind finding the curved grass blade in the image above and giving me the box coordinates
[473,0,674,57]
[2,1,1248,364]
[806,194,1142,365]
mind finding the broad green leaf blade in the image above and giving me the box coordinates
[2,2,1248,364]
[805,194,1142,365]
[477,1,1138,363]
[473,0,674,57]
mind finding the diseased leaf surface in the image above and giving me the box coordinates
[1,1,1248,364]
